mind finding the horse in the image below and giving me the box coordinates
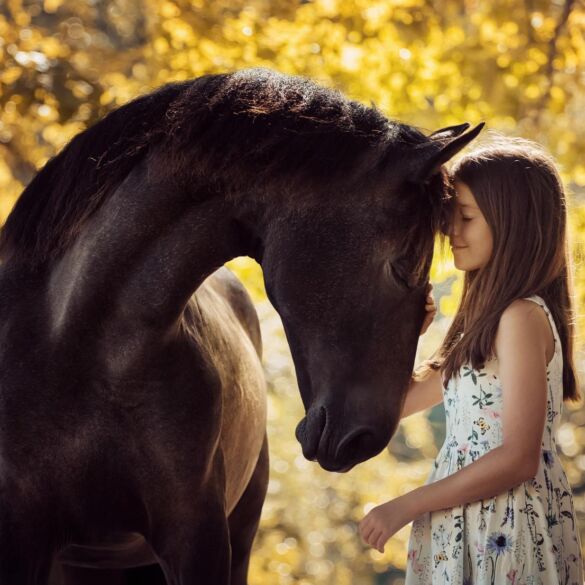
[0,67,482,584]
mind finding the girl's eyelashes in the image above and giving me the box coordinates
[458,209,473,221]
[450,206,473,223]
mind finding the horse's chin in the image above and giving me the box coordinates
[318,460,355,473]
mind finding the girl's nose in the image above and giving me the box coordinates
[449,216,461,238]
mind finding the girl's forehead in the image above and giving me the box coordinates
[454,181,479,208]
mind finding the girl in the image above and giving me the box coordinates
[358,137,584,584]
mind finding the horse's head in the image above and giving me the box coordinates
[179,68,483,471]
[258,121,483,472]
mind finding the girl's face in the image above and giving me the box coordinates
[449,181,493,271]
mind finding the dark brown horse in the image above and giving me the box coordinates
[0,68,482,584]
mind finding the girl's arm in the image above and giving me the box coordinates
[405,299,549,517]
[400,367,443,419]
[359,300,550,553]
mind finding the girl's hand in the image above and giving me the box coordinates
[420,282,436,336]
[358,496,419,553]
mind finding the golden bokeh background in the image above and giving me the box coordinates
[1,1,584,582]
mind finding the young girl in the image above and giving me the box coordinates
[358,137,584,584]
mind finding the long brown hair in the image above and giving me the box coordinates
[416,136,581,403]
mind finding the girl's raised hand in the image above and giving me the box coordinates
[420,282,437,336]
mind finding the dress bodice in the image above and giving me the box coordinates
[440,294,564,462]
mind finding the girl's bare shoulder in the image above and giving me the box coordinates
[499,298,551,331]
[495,299,553,362]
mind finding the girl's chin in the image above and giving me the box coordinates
[454,259,481,272]
[453,258,468,270]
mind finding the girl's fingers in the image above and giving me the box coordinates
[375,532,387,552]
[362,523,377,544]
[369,529,382,549]
[421,309,436,335]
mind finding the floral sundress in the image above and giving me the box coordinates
[405,295,583,585]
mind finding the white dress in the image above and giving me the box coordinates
[405,295,583,585]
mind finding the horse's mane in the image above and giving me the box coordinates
[0,68,438,267]
[0,79,191,265]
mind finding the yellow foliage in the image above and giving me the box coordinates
[43,0,63,13]
[1,67,22,84]
[0,197,16,223]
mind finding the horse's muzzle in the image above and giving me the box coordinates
[295,405,389,472]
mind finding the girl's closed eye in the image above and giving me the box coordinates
[458,208,473,221]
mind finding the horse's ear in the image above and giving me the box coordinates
[429,123,470,139]
[415,122,485,183]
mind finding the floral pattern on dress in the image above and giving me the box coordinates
[405,295,584,585]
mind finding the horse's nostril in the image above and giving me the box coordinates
[295,405,327,461]
[336,427,378,461]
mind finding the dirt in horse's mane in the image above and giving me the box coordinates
[0,67,444,271]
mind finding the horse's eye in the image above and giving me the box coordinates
[389,261,413,290]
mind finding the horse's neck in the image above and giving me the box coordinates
[47,160,247,343]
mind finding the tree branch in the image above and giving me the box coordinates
[534,0,576,126]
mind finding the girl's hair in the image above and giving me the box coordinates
[416,135,581,403]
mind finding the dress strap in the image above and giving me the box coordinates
[522,295,562,361]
